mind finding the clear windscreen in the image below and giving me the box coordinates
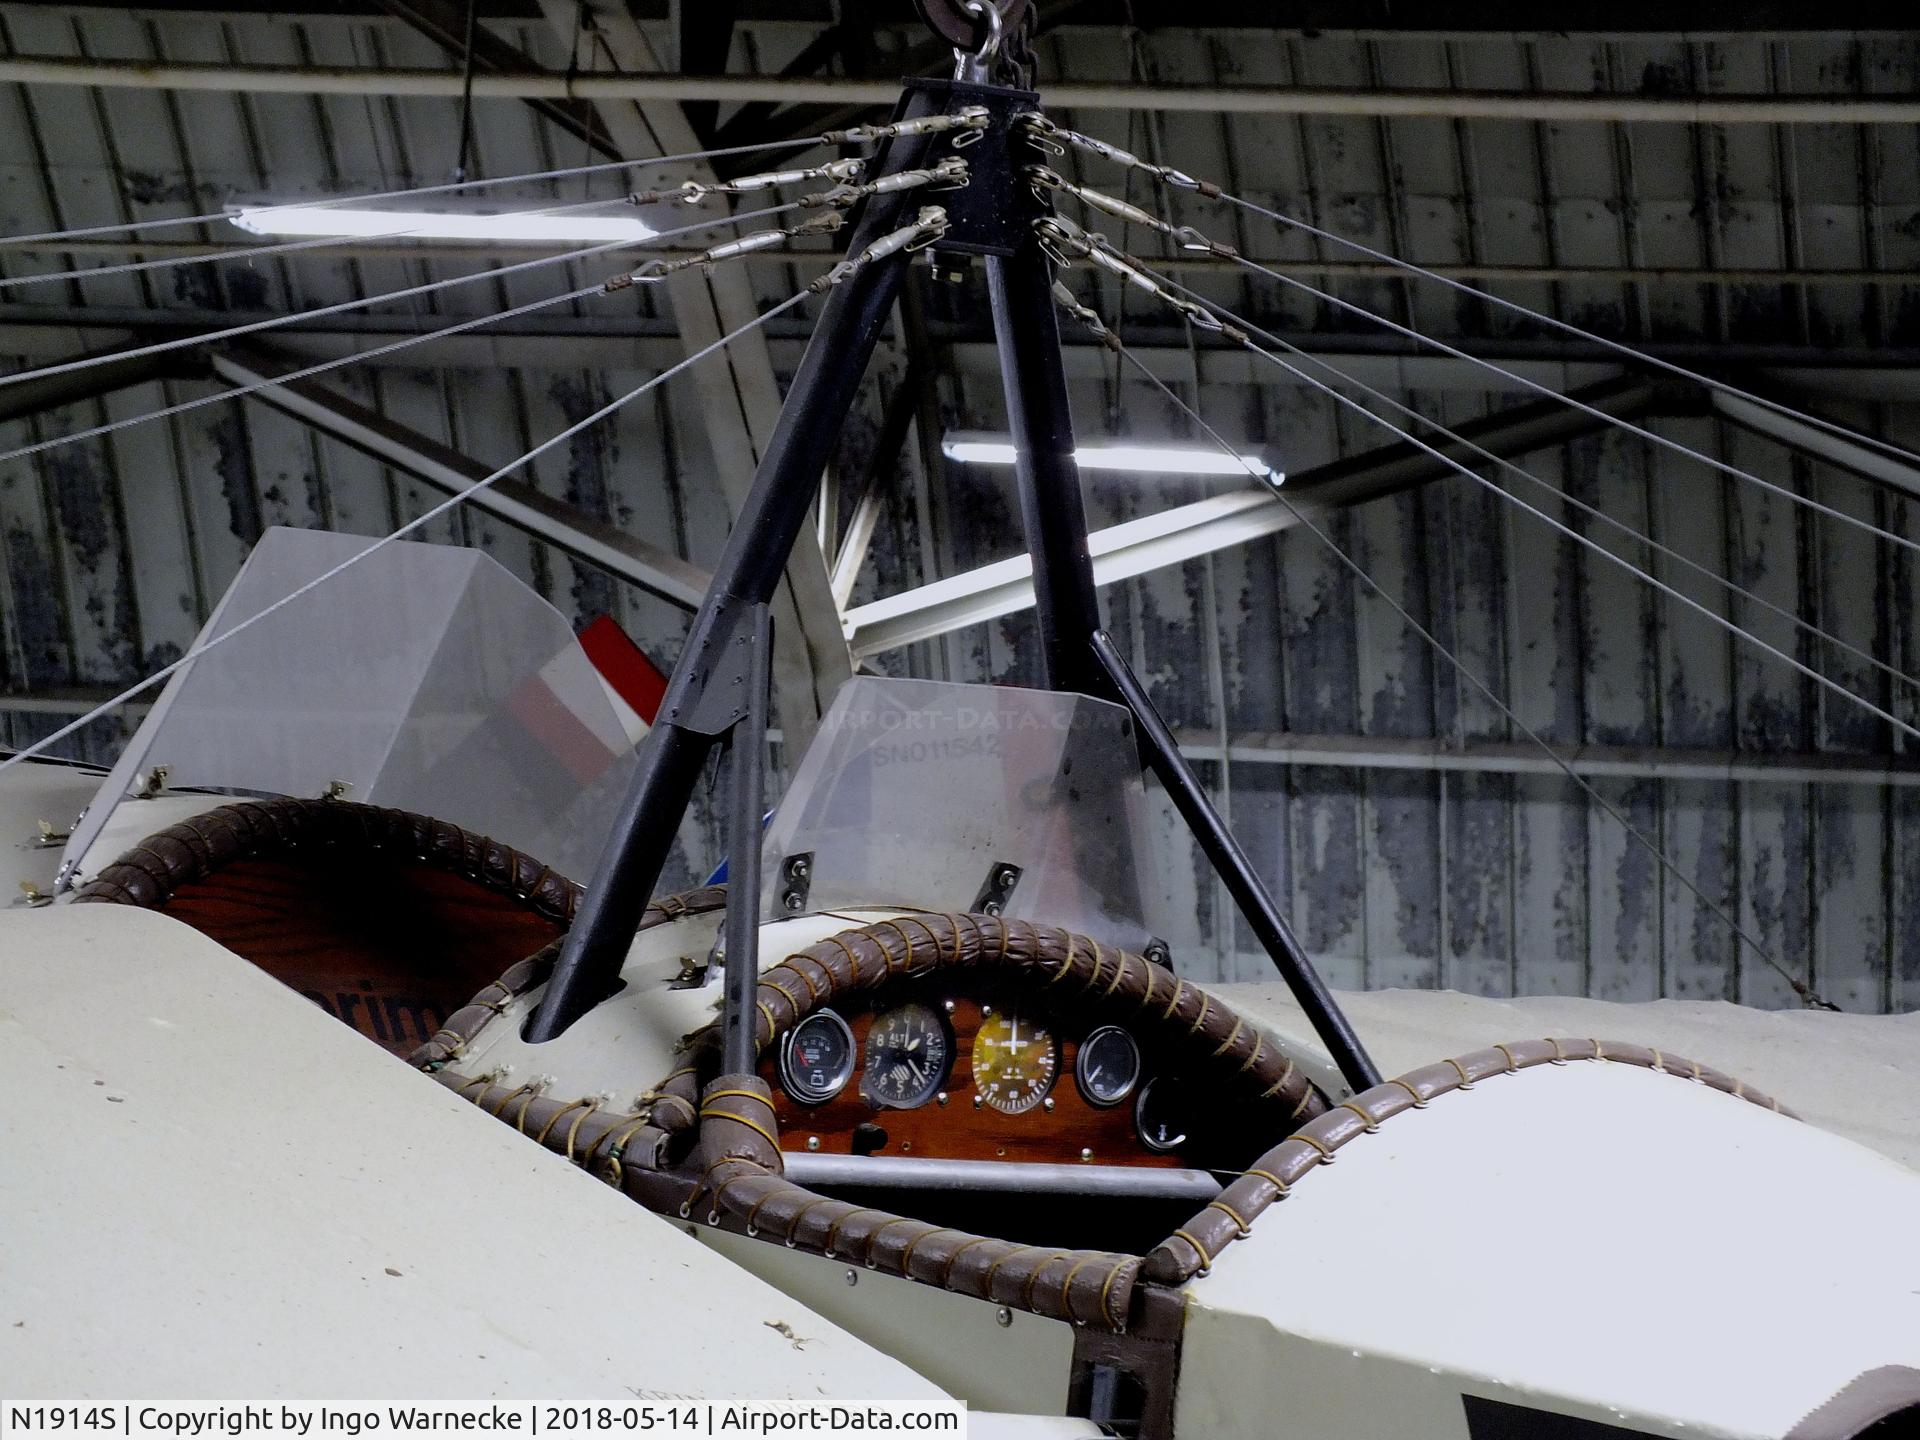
[760,677,1156,952]
[62,527,640,885]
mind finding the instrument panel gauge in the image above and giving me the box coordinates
[861,1002,951,1109]
[973,1009,1058,1115]
[1134,1076,1190,1153]
[780,1010,855,1105]
[1074,1025,1142,1108]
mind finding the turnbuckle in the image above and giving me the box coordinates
[1029,168,1241,258]
[822,106,992,148]
[602,212,845,292]
[1036,215,1241,338]
[1027,117,1211,194]
[800,155,970,210]
[627,157,866,207]
[809,206,951,293]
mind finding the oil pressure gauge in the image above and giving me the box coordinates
[1074,1025,1142,1108]
[779,1010,855,1105]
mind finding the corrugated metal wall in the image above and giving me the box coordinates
[1,12,1915,1007]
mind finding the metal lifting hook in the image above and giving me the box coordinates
[953,0,1007,83]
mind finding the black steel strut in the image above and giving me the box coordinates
[1091,631,1383,1092]
[525,87,957,1042]
[530,68,1381,1102]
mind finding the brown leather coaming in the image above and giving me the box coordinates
[429,909,1275,1332]
[73,796,587,921]
[71,797,611,1055]
[1141,1036,1797,1285]
[406,887,727,1076]
[746,911,1329,1128]
[641,912,1318,1330]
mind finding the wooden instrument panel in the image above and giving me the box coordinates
[760,982,1182,1168]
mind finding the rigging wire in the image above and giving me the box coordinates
[0,133,828,254]
[0,198,808,393]
[0,140,975,393]
[1028,163,1920,560]
[1036,116,1920,479]
[0,288,811,780]
[0,284,597,470]
[0,192,643,293]
[1057,289,1835,1010]
[452,0,481,185]
[1208,236,1917,558]
[1083,248,1920,699]
[1069,236,1920,746]
[0,210,843,472]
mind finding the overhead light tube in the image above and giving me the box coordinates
[941,430,1281,482]
[226,205,657,245]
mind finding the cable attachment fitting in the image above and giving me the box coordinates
[1033,169,1245,259]
[809,206,950,293]
[802,156,970,210]
[1036,215,1246,341]
[1013,112,1066,157]
[821,106,992,148]
[628,158,866,207]
[1026,167,1162,232]
[1042,123,1213,195]
[1049,280,1121,354]
[602,212,845,292]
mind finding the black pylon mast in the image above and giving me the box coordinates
[528,22,1380,1093]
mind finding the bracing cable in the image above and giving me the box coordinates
[1047,229,1920,746]
[0,290,811,777]
[0,199,810,392]
[1036,115,1920,480]
[1055,286,1836,1009]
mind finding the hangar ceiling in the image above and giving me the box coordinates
[1,5,1915,1007]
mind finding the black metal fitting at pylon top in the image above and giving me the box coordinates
[894,76,1049,258]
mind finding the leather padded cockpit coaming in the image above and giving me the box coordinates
[1785,1367,1920,1439]
[72,798,588,1055]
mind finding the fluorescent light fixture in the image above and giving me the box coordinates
[942,430,1281,483]
[227,204,657,245]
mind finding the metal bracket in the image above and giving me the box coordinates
[895,77,1044,259]
[131,764,171,800]
[776,851,815,915]
[659,591,762,737]
[1143,937,1172,971]
[30,818,70,848]
[971,860,1021,916]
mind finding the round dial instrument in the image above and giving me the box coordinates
[779,1010,855,1105]
[972,1009,1058,1115]
[1074,1025,1142,1108]
[860,1002,950,1109]
[1134,1076,1190,1152]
